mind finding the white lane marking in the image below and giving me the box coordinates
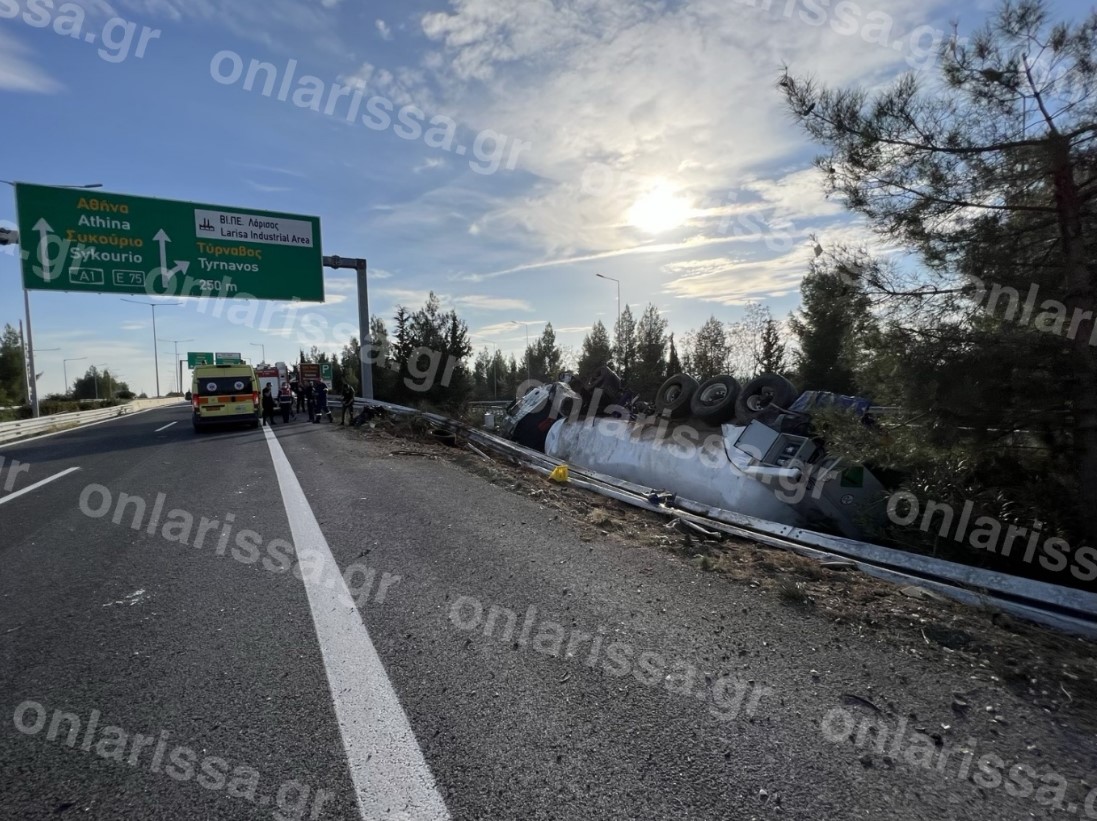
[154,421,178,433]
[2,405,184,447]
[0,466,81,506]
[261,425,449,821]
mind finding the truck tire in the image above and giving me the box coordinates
[690,375,740,425]
[654,373,698,420]
[589,365,622,395]
[735,373,798,423]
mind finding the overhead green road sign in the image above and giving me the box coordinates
[187,351,214,367]
[215,352,242,364]
[14,183,324,302]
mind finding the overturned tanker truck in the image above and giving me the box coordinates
[500,367,893,540]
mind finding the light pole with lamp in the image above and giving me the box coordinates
[509,320,531,383]
[63,356,88,397]
[27,346,58,402]
[1,180,103,417]
[94,364,111,400]
[250,342,266,366]
[158,338,194,394]
[596,273,621,328]
[122,299,180,397]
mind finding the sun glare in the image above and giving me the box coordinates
[626,185,692,234]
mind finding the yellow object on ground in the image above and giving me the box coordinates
[549,465,570,483]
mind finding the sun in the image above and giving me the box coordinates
[626,184,692,234]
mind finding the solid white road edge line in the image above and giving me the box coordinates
[0,466,81,506]
[154,421,178,432]
[261,425,450,821]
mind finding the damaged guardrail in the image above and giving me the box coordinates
[352,398,1097,640]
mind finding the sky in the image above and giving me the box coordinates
[0,0,1078,396]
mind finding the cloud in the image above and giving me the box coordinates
[0,31,62,94]
[414,157,446,173]
[119,321,148,331]
[376,18,393,40]
[452,295,532,312]
[244,180,293,193]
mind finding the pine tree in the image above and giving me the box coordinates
[787,261,871,394]
[612,305,638,385]
[666,333,681,379]
[685,316,729,381]
[632,303,669,397]
[576,320,613,378]
[759,318,787,375]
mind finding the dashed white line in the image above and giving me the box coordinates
[261,425,449,821]
[0,466,81,506]
[154,421,178,432]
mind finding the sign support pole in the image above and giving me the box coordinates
[23,288,39,418]
[323,255,372,400]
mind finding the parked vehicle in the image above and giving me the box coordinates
[191,364,260,432]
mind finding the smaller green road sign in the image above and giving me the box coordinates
[14,184,324,302]
[215,353,242,365]
[188,352,214,367]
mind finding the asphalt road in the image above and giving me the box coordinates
[1,405,1095,820]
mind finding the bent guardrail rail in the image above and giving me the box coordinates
[352,397,1097,639]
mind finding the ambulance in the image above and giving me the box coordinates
[191,363,261,431]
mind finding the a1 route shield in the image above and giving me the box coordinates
[14,183,324,302]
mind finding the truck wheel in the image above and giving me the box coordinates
[654,373,698,420]
[690,375,740,425]
[589,365,622,395]
[735,373,798,423]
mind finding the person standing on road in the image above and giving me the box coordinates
[303,380,315,422]
[293,379,305,414]
[261,384,277,426]
[278,382,293,423]
[314,380,333,423]
[340,384,356,425]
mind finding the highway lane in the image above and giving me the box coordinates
[0,406,363,820]
[2,407,1096,820]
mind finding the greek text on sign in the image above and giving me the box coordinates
[194,209,315,248]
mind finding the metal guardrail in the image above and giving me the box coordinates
[353,398,1097,639]
[0,398,180,444]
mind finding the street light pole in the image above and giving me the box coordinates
[510,320,531,383]
[596,273,621,327]
[158,338,193,393]
[250,342,266,365]
[123,299,180,397]
[63,356,88,396]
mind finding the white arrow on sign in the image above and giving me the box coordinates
[33,218,54,282]
[153,229,190,287]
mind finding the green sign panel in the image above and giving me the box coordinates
[320,363,333,383]
[215,353,242,365]
[14,183,324,302]
[188,351,214,367]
